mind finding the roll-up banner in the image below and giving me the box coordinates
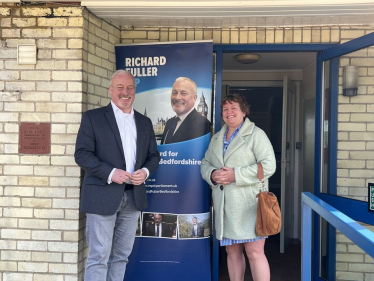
[115,41,213,281]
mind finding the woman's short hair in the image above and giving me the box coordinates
[221,94,250,116]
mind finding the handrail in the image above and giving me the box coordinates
[301,192,374,281]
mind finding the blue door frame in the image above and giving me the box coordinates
[212,43,337,281]
[313,32,374,280]
[213,44,335,133]
[213,35,374,280]
[313,53,339,281]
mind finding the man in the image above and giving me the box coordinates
[191,217,205,238]
[75,70,160,281]
[161,77,211,144]
[143,213,172,238]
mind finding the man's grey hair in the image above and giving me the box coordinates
[173,77,197,96]
[110,70,135,86]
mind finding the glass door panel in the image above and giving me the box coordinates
[334,45,374,203]
[320,44,374,203]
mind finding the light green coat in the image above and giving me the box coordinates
[201,118,276,240]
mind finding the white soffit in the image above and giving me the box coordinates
[7,0,374,27]
[79,0,374,27]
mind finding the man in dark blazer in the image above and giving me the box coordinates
[143,214,172,238]
[161,77,211,144]
[191,217,205,238]
[75,70,160,281]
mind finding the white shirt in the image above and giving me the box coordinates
[163,107,196,144]
[107,102,149,183]
[155,223,162,237]
[193,224,198,236]
[174,106,195,132]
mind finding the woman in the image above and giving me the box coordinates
[201,94,276,281]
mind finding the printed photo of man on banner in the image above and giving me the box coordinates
[115,41,213,281]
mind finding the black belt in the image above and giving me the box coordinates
[125,184,134,190]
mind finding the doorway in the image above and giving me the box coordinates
[229,86,283,218]
[219,84,300,281]
[219,51,317,252]
[218,83,301,281]
[213,46,323,281]
[213,33,374,281]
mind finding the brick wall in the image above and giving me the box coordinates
[120,26,341,44]
[1,3,373,279]
[0,3,120,280]
[0,4,85,281]
[83,10,119,111]
[80,10,120,277]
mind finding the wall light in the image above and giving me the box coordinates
[235,54,260,64]
[17,44,37,65]
[343,65,358,96]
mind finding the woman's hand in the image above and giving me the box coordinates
[257,163,264,181]
[211,167,235,185]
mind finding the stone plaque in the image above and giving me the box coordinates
[19,123,51,154]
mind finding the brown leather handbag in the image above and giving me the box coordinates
[255,183,282,236]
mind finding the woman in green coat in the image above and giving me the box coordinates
[201,94,276,281]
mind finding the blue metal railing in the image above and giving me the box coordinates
[302,192,374,281]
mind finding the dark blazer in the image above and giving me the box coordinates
[143,222,172,237]
[161,108,211,144]
[75,103,160,215]
[191,223,205,238]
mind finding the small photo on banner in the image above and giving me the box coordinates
[178,213,210,239]
[141,212,177,239]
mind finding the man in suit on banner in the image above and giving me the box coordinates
[161,77,211,144]
[143,214,172,238]
[75,70,160,281]
[191,217,205,238]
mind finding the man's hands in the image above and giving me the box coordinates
[111,169,131,184]
[211,167,235,185]
[111,169,147,185]
[131,169,147,186]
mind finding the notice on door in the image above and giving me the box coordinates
[369,183,374,212]
[19,123,51,154]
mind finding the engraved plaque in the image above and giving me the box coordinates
[19,123,51,154]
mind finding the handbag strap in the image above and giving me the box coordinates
[259,180,266,192]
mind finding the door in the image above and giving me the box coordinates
[280,76,296,253]
[212,42,351,281]
[313,32,374,280]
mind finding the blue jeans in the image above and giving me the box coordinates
[85,190,140,281]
